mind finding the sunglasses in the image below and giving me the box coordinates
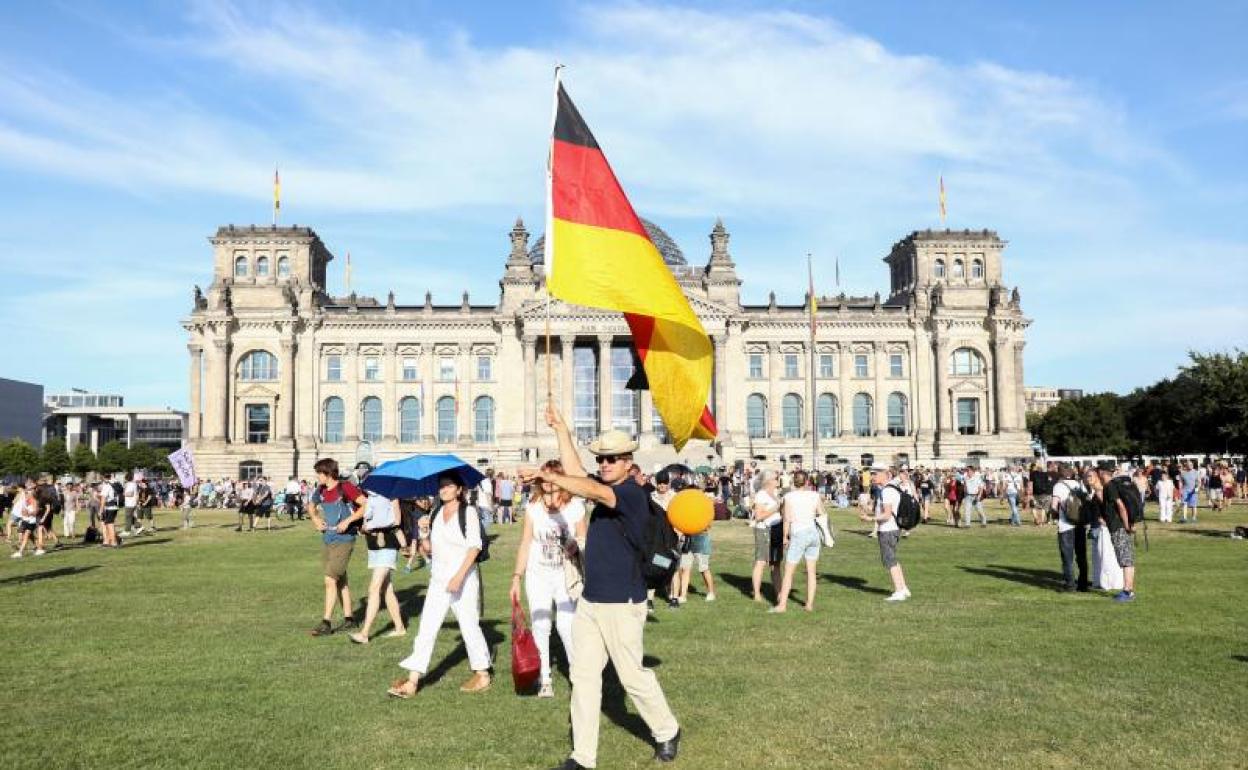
[595,454,627,465]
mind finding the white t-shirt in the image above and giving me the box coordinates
[284,480,302,496]
[878,484,901,533]
[477,478,494,509]
[123,481,138,507]
[363,493,398,530]
[753,489,781,529]
[1004,472,1023,495]
[1157,478,1175,501]
[782,489,821,534]
[1052,479,1081,533]
[99,482,117,508]
[429,504,483,585]
[525,497,587,569]
[964,473,983,496]
[9,492,26,519]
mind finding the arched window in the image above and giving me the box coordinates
[234,255,248,277]
[782,394,803,439]
[277,255,291,278]
[474,396,495,443]
[817,393,838,438]
[887,392,908,437]
[971,259,984,279]
[255,255,270,277]
[398,397,420,443]
[950,347,985,376]
[322,397,344,443]
[238,350,277,381]
[853,393,873,436]
[746,394,768,439]
[933,259,946,278]
[436,396,456,444]
[360,397,382,442]
[953,259,965,278]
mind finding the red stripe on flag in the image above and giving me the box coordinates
[552,139,649,238]
[625,313,655,362]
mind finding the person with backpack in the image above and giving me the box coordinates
[1098,465,1140,602]
[520,405,681,769]
[770,470,823,613]
[388,471,491,697]
[1052,465,1089,592]
[859,466,912,602]
[308,458,366,637]
[509,459,587,698]
[98,477,122,548]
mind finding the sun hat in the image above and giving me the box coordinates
[587,429,638,456]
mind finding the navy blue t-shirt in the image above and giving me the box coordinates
[582,477,649,604]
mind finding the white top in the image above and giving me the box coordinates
[284,480,302,496]
[753,489,781,529]
[429,504,482,585]
[1004,472,1023,495]
[964,473,983,495]
[1157,478,1175,500]
[10,492,26,518]
[477,478,494,508]
[363,492,398,530]
[878,484,901,533]
[124,481,138,507]
[239,485,254,501]
[651,489,675,511]
[782,489,821,534]
[1052,479,1080,533]
[525,497,587,569]
[98,482,116,506]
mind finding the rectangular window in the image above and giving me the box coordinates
[573,346,598,444]
[889,354,903,377]
[819,354,835,378]
[401,357,418,381]
[245,404,270,444]
[610,347,639,434]
[957,398,979,435]
[438,357,456,382]
[854,354,869,378]
[748,354,763,379]
[326,355,342,381]
[784,354,799,379]
[476,355,492,381]
[363,357,380,382]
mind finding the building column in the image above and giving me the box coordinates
[1013,342,1027,430]
[560,337,575,425]
[422,344,436,444]
[210,337,231,442]
[458,344,472,443]
[712,335,727,437]
[640,389,654,440]
[523,336,537,436]
[874,343,888,436]
[768,342,782,439]
[126,413,136,449]
[934,340,951,433]
[187,344,203,441]
[345,343,359,442]
[838,346,852,438]
[597,335,613,433]
[279,338,296,441]
[383,343,397,442]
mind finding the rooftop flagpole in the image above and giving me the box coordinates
[808,253,818,471]
[545,63,565,407]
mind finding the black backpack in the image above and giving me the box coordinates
[891,484,921,530]
[111,481,125,506]
[621,498,681,590]
[1113,477,1145,524]
[1057,482,1086,526]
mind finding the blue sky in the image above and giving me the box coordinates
[1,0,1245,409]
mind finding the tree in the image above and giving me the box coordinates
[1182,350,1248,453]
[128,443,171,474]
[0,439,41,479]
[96,440,131,475]
[70,443,97,476]
[1034,393,1131,456]
[41,437,71,477]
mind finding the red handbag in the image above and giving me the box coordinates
[510,597,541,693]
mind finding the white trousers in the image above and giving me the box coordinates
[400,569,491,675]
[1158,498,1174,522]
[526,564,576,683]
[63,511,76,537]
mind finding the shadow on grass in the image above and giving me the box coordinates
[959,564,1064,590]
[420,619,505,688]
[1231,654,1248,664]
[0,565,101,585]
[598,655,665,748]
[1171,527,1229,539]
[718,571,778,603]
[821,573,890,596]
[119,538,173,550]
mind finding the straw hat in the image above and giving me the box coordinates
[587,429,638,456]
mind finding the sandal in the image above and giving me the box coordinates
[387,678,417,699]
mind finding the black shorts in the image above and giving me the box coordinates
[255,504,272,518]
[101,508,119,524]
[19,520,38,534]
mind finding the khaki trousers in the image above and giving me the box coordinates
[570,598,678,768]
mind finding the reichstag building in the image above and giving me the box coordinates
[183,218,1032,479]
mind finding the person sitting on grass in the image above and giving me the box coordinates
[308,458,366,637]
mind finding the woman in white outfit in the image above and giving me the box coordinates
[1156,472,1175,523]
[387,472,491,697]
[508,459,587,698]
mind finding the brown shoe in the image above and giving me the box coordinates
[459,671,491,693]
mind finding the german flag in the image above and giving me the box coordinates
[546,82,716,450]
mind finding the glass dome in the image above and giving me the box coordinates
[528,217,686,266]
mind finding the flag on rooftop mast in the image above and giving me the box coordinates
[273,166,281,226]
[939,174,947,228]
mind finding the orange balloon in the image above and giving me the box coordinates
[667,489,713,535]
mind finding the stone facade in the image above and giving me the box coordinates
[183,220,1032,479]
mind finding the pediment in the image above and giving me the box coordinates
[948,377,987,394]
[518,293,734,323]
[236,383,280,399]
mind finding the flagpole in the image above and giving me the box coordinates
[808,254,818,473]
[273,166,280,226]
[545,63,565,409]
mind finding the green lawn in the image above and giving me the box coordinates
[2,500,1245,769]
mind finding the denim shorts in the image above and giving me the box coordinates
[878,530,900,568]
[785,528,821,564]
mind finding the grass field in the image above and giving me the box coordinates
[2,499,1246,769]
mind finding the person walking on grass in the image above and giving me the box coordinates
[519,404,681,769]
[750,470,783,603]
[136,479,156,535]
[672,485,717,605]
[34,477,60,550]
[349,482,407,645]
[1179,461,1200,523]
[387,472,491,697]
[308,458,366,637]
[1099,465,1138,603]
[859,466,911,602]
[1156,472,1176,523]
[1003,465,1025,526]
[962,466,987,527]
[509,459,588,698]
[98,477,120,548]
[121,472,139,536]
[10,485,42,558]
[1052,465,1089,592]
[62,483,80,539]
[770,470,822,613]
[497,472,516,524]
[252,477,274,531]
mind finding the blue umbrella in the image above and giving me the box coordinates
[359,453,485,499]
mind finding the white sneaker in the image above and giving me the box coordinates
[120,530,132,537]
[34,549,45,556]
[885,590,909,602]
[134,526,145,535]
[537,681,554,698]
[10,551,22,559]
[704,593,716,602]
